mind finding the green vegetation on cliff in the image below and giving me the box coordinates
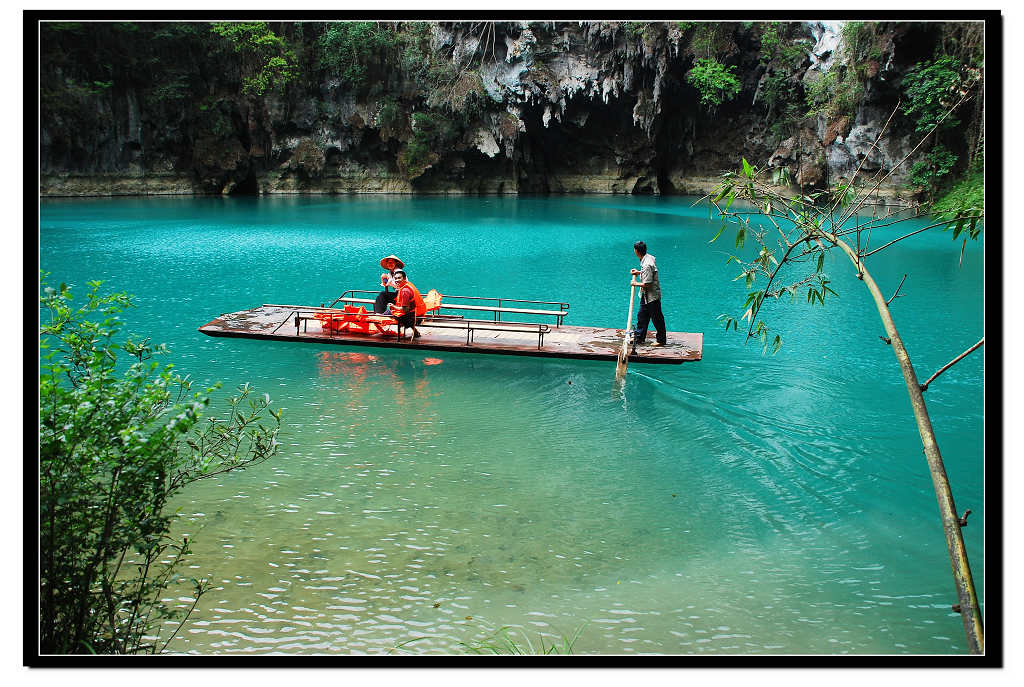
[316,21,398,92]
[211,22,299,95]
[901,54,983,198]
[686,58,742,108]
[38,19,985,200]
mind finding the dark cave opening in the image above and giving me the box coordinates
[229,175,260,195]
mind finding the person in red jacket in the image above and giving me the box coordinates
[374,254,405,313]
[386,269,426,340]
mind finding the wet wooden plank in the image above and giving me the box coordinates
[198,304,702,364]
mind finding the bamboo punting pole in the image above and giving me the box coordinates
[615,283,637,382]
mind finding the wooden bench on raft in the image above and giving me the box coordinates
[328,290,570,327]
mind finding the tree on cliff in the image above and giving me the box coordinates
[707,90,985,653]
[210,21,299,96]
[39,277,283,653]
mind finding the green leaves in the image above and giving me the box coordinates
[686,57,742,108]
[770,167,792,186]
[716,314,739,331]
[713,180,734,203]
[804,67,863,120]
[742,289,765,314]
[755,246,778,269]
[909,143,959,192]
[316,21,398,91]
[709,222,727,244]
[833,183,855,209]
[902,56,968,133]
[947,215,982,241]
[39,278,283,654]
[932,170,984,243]
[210,22,298,96]
[704,155,858,356]
[742,157,754,179]
[758,22,781,62]
[805,277,838,306]
[751,320,782,355]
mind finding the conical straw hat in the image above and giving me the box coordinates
[380,255,405,270]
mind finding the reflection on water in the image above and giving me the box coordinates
[40,196,984,654]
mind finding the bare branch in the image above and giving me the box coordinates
[842,91,973,224]
[834,205,922,238]
[920,338,985,392]
[159,576,209,653]
[887,274,908,305]
[826,102,902,219]
[861,217,981,258]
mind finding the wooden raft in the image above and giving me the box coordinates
[198,304,702,364]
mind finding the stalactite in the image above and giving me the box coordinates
[39,20,984,198]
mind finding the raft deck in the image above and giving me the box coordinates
[199,304,702,364]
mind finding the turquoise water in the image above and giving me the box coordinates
[39,195,985,655]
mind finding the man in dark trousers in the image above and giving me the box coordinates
[630,240,667,346]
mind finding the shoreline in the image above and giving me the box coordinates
[38,174,916,203]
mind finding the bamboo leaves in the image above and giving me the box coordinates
[751,320,782,355]
[770,166,791,186]
[717,314,739,331]
[806,278,837,306]
[708,158,850,353]
[741,290,765,320]
[741,157,754,178]
[757,246,778,269]
[713,181,734,203]
[735,222,747,249]
[709,221,727,244]
[947,214,983,241]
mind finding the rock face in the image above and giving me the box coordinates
[38,20,977,198]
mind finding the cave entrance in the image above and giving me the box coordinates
[229,175,259,195]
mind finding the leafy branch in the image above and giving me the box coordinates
[40,275,283,654]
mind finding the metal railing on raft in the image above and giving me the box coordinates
[329,290,570,326]
[270,307,550,349]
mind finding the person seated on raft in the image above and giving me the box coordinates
[386,268,426,341]
[374,254,405,314]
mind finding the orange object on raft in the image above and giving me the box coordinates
[313,305,396,335]
[312,290,444,337]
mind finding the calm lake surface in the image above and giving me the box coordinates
[39,195,985,655]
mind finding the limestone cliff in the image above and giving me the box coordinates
[38,20,984,198]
